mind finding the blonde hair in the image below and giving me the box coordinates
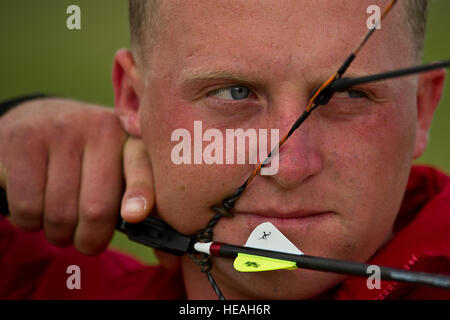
[128,0,428,64]
[128,0,161,68]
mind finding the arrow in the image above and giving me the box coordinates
[194,222,450,289]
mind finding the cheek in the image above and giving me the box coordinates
[349,103,416,189]
[140,103,206,233]
[138,90,252,235]
[324,101,416,252]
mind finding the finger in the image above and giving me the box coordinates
[74,135,125,255]
[7,138,47,230]
[121,137,155,223]
[43,141,82,246]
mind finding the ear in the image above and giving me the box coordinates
[413,67,446,159]
[112,49,143,137]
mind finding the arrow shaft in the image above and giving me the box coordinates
[330,60,450,92]
[198,242,450,290]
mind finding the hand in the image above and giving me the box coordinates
[0,97,178,268]
[0,97,134,254]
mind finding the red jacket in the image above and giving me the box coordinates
[0,165,449,299]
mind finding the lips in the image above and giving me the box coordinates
[234,210,335,231]
[234,209,331,219]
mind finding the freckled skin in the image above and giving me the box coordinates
[131,0,435,299]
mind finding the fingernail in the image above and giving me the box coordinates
[124,196,147,214]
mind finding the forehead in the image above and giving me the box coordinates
[149,0,413,81]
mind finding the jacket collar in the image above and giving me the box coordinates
[333,165,450,299]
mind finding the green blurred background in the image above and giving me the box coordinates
[0,0,449,265]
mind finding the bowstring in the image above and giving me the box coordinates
[189,0,398,300]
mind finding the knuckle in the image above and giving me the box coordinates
[126,146,151,170]
[79,110,125,145]
[79,201,111,224]
[7,123,36,143]
[12,199,42,219]
[4,129,46,168]
[52,115,82,143]
[11,201,42,230]
[45,209,77,228]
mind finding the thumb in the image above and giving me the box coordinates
[121,137,155,223]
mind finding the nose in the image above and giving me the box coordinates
[267,108,324,190]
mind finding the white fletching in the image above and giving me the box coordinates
[244,222,303,255]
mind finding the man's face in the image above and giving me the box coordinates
[137,0,419,298]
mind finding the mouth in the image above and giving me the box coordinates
[235,210,335,231]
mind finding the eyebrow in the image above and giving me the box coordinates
[177,68,255,86]
[177,67,398,91]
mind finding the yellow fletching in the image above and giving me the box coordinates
[234,253,297,272]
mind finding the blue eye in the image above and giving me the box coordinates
[209,86,250,100]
